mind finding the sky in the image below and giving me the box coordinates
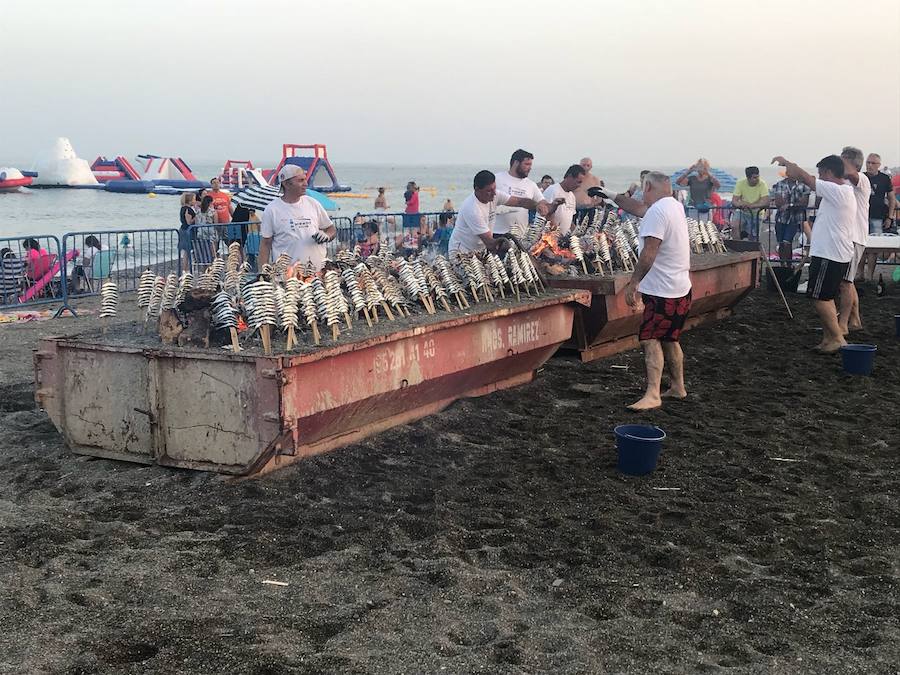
[2,0,899,168]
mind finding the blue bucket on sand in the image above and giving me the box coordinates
[840,344,877,376]
[614,425,666,476]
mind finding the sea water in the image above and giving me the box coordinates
[0,163,783,239]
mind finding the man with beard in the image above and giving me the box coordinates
[493,149,552,238]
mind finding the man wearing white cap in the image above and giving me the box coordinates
[258,165,336,272]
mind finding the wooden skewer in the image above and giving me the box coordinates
[343,312,353,330]
[454,292,465,310]
[286,326,296,351]
[331,323,339,341]
[261,325,272,355]
[229,327,240,352]
[470,284,480,302]
[362,306,373,327]
[381,301,395,321]
[581,260,589,275]
[439,296,452,312]
[311,321,320,346]
[497,283,505,299]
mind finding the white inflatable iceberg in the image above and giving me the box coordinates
[32,137,99,187]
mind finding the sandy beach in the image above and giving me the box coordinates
[0,284,898,674]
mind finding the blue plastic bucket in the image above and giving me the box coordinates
[839,344,877,376]
[614,424,666,476]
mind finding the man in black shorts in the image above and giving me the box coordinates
[772,155,856,352]
[595,172,692,411]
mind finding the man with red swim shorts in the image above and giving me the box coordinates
[590,171,692,411]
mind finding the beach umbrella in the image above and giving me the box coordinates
[670,168,738,193]
[231,185,338,212]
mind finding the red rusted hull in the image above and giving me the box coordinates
[34,291,589,475]
[547,252,759,361]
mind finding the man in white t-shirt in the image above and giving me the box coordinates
[258,165,336,272]
[493,149,553,236]
[598,172,692,411]
[543,164,586,235]
[838,146,870,334]
[449,170,544,258]
[772,154,855,352]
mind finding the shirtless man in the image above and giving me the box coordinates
[572,157,603,208]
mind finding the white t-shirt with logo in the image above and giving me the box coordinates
[260,196,333,271]
[494,171,544,235]
[543,183,577,235]
[810,179,855,263]
[849,172,871,245]
[637,196,692,298]
[448,191,510,255]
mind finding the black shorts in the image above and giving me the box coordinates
[806,256,848,301]
[639,290,692,342]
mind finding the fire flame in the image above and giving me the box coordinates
[237,316,249,331]
[530,231,576,260]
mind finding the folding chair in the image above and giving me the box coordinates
[85,250,117,293]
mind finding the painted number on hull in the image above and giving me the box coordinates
[373,338,436,375]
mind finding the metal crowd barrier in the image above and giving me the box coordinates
[328,217,354,256]
[59,228,181,316]
[0,234,66,309]
[354,211,455,251]
[188,217,358,266]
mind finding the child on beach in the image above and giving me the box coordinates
[178,193,196,270]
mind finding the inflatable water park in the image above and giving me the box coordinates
[4,138,352,198]
[93,154,206,194]
[219,144,351,193]
[0,167,33,192]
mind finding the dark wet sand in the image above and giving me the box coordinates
[1,284,898,674]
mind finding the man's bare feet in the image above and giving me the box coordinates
[661,388,687,400]
[848,322,863,332]
[816,338,847,353]
[627,395,662,411]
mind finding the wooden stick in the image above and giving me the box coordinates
[497,283,505,299]
[454,292,465,310]
[331,322,339,341]
[581,260,589,275]
[381,301,395,321]
[286,326,296,351]
[760,244,793,319]
[343,312,353,330]
[362,306,373,327]
[470,284,480,302]
[311,321,320,345]
[229,327,240,352]
[261,325,272,355]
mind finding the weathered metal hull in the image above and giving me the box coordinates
[546,251,759,361]
[34,291,589,475]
